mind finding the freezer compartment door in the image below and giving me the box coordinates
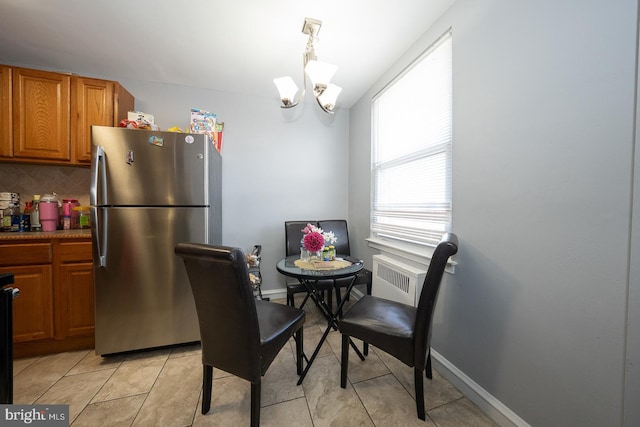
[91,126,218,206]
[93,207,208,355]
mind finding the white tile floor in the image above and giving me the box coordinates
[12,297,498,426]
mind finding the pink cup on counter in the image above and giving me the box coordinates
[40,194,59,232]
[62,199,79,217]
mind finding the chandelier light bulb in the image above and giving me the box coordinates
[317,84,342,113]
[305,60,338,93]
[273,76,299,108]
[273,18,341,113]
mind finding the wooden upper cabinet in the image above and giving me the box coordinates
[13,68,71,161]
[0,65,11,157]
[72,78,134,164]
[72,77,114,163]
[0,64,134,166]
[114,83,134,125]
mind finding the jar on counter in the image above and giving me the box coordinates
[1,203,14,231]
[61,199,78,230]
[72,206,90,229]
[61,199,79,217]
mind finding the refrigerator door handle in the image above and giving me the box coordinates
[90,145,106,206]
[92,207,107,267]
[91,145,107,268]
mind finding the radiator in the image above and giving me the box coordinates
[372,255,426,306]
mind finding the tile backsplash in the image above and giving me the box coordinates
[0,163,90,210]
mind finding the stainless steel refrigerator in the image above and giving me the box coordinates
[90,126,221,355]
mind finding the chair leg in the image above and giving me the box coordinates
[340,334,349,388]
[414,367,426,421]
[295,327,304,375]
[364,342,369,356]
[287,293,295,307]
[426,348,432,379]
[250,380,261,427]
[334,286,342,316]
[202,364,213,414]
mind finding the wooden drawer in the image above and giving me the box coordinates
[58,241,92,262]
[0,243,52,266]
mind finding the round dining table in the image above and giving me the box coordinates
[276,254,366,385]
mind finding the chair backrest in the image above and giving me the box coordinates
[317,220,350,256]
[174,243,261,382]
[285,221,317,256]
[413,233,459,368]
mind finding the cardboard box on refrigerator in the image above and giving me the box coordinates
[190,108,220,152]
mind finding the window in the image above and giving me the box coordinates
[371,32,452,247]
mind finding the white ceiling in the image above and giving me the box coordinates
[0,0,454,109]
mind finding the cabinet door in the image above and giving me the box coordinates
[12,68,70,161]
[72,77,114,164]
[57,262,94,338]
[0,265,54,342]
[113,83,134,125]
[0,65,11,157]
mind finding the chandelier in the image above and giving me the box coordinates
[273,18,342,114]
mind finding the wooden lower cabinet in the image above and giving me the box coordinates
[0,238,94,358]
[0,264,54,342]
[56,241,95,339]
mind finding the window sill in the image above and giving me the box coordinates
[366,237,456,273]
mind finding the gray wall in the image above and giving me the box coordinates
[0,73,350,296]
[349,0,638,426]
[5,1,639,424]
[114,79,350,296]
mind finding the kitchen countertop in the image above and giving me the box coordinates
[0,229,91,240]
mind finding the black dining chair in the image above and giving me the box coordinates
[317,219,373,306]
[338,233,458,421]
[284,220,333,309]
[175,243,305,427]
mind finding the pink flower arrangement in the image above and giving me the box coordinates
[303,232,325,252]
[301,223,317,235]
[300,223,337,255]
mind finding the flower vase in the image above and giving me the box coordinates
[301,231,326,262]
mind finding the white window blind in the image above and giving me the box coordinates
[372,32,452,247]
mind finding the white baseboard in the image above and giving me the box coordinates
[261,288,287,301]
[266,286,525,426]
[431,349,530,427]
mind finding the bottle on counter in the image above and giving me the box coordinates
[1,204,11,231]
[9,203,20,232]
[30,195,41,231]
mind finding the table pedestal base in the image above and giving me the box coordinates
[296,276,365,385]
